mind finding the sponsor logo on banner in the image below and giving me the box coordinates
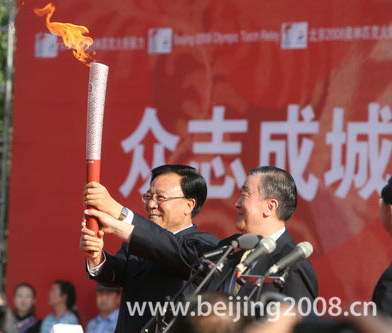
[35,32,58,58]
[148,28,173,54]
[281,22,308,49]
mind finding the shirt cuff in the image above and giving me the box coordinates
[87,252,106,276]
[123,208,134,225]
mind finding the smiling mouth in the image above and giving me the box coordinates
[148,214,161,219]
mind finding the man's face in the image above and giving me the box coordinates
[379,198,392,237]
[235,175,268,234]
[96,291,120,314]
[144,172,194,232]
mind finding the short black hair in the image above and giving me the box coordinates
[151,165,207,217]
[96,284,121,294]
[381,176,392,205]
[250,166,297,221]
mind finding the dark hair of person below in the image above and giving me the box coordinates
[150,164,207,217]
[250,166,297,222]
[381,176,392,205]
[170,292,251,333]
[54,280,82,326]
[13,283,37,298]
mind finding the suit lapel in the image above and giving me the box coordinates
[175,224,198,236]
[208,250,244,292]
[238,230,293,297]
[208,230,294,295]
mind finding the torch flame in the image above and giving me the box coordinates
[34,3,94,66]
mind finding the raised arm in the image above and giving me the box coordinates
[84,209,219,275]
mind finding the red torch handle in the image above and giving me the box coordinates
[86,159,101,235]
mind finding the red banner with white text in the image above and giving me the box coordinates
[6,0,392,323]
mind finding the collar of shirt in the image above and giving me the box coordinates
[268,227,286,242]
[173,224,194,235]
[247,226,286,256]
[96,308,119,323]
[242,227,286,276]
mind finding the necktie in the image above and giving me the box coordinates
[233,249,251,295]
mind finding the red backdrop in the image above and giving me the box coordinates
[6,0,392,324]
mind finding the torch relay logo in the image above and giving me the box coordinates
[281,22,308,49]
[35,32,59,58]
[148,28,173,54]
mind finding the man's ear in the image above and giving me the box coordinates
[185,198,196,216]
[265,199,279,217]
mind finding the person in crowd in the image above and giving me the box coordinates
[86,285,120,333]
[13,283,41,333]
[80,165,219,332]
[40,281,81,333]
[372,176,392,315]
[0,292,17,333]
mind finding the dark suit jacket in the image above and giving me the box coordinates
[372,264,392,316]
[87,213,219,333]
[207,230,318,304]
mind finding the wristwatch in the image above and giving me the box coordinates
[119,207,128,221]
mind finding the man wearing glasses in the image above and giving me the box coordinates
[80,165,219,332]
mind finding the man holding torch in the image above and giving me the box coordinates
[82,166,318,330]
[80,165,219,332]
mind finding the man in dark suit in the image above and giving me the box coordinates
[84,166,317,318]
[207,166,318,304]
[80,165,219,332]
[372,176,392,316]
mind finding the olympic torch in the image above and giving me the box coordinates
[86,62,109,234]
[34,4,106,233]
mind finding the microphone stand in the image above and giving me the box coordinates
[161,246,235,333]
[247,275,266,301]
[242,266,290,305]
[272,267,290,290]
[141,259,210,333]
[255,267,289,301]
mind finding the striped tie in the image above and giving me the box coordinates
[233,249,251,295]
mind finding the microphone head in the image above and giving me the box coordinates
[297,241,313,258]
[260,237,276,253]
[235,234,260,249]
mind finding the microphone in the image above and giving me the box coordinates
[266,241,313,276]
[235,237,276,275]
[202,234,260,260]
[194,234,260,295]
[235,234,261,250]
[202,246,230,260]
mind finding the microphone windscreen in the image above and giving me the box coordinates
[260,237,277,253]
[297,241,313,258]
[236,234,260,249]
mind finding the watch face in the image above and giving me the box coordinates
[121,207,128,217]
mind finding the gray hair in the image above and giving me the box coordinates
[250,166,297,221]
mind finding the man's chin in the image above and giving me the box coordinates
[149,216,161,223]
[150,218,166,229]
[235,220,245,233]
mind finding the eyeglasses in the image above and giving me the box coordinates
[141,193,186,204]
